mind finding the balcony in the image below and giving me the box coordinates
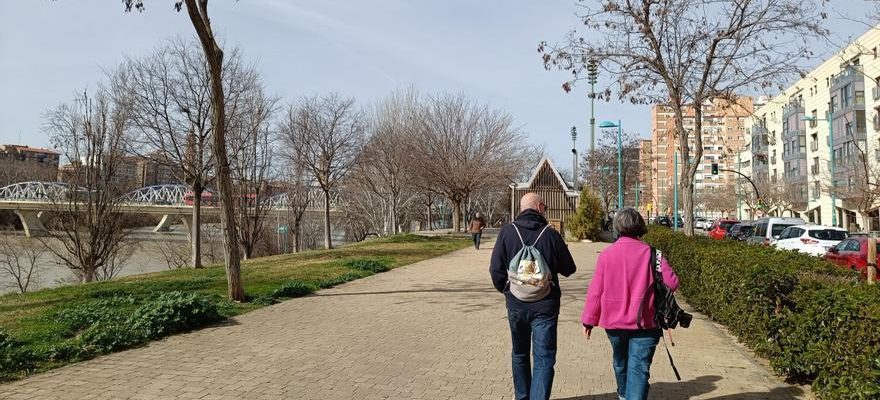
[831,64,864,88]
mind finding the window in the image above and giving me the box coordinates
[856,90,865,105]
[831,96,838,113]
[808,229,848,241]
[810,110,818,128]
[842,84,852,108]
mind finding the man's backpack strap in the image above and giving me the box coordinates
[636,247,657,330]
[511,224,526,247]
[532,225,551,246]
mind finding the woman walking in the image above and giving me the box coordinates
[581,208,679,400]
[468,212,486,250]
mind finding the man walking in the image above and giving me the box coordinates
[489,193,577,400]
[469,212,486,250]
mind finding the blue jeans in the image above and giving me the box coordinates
[472,232,482,249]
[507,308,558,400]
[605,329,661,400]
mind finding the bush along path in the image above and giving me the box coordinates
[644,227,880,399]
[0,234,469,381]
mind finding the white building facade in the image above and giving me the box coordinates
[740,25,880,232]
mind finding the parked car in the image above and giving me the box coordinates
[694,217,708,230]
[773,224,848,257]
[708,218,740,239]
[725,221,754,241]
[824,236,880,276]
[655,215,672,227]
[747,217,806,245]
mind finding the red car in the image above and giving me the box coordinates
[824,236,880,276]
[708,219,740,240]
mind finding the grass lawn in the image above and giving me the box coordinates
[0,234,469,381]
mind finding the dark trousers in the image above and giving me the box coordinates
[605,329,661,400]
[472,232,482,249]
[507,308,558,400]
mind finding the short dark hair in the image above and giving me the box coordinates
[614,208,647,238]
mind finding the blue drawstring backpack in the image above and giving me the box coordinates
[507,224,552,302]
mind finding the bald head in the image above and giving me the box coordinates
[520,193,545,214]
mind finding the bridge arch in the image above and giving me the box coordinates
[0,181,86,202]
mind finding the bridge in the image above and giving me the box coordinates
[0,182,340,237]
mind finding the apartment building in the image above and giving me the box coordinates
[650,97,753,216]
[637,139,653,215]
[740,24,880,232]
[0,144,61,186]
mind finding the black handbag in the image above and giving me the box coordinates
[636,247,693,381]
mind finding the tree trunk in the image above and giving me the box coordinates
[82,266,96,283]
[184,0,245,301]
[293,219,301,253]
[452,199,462,232]
[323,189,332,249]
[191,187,203,268]
[426,203,432,231]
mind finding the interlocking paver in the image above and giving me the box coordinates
[1,241,809,399]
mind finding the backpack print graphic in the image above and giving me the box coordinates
[507,224,552,302]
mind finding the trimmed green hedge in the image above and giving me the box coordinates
[644,227,880,399]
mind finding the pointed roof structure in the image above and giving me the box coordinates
[512,157,579,197]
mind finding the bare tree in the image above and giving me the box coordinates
[0,234,45,293]
[118,38,218,268]
[43,88,134,283]
[227,80,278,259]
[540,0,828,235]
[409,93,532,232]
[581,129,640,213]
[155,239,190,269]
[123,0,246,300]
[281,94,364,249]
[346,90,421,236]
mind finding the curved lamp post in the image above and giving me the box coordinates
[599,120,623,210]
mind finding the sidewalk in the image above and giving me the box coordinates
[0,241,807,399]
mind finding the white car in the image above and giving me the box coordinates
[772,224,849,256]
[694,217,708,230]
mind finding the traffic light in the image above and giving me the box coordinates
[711,163,719,175]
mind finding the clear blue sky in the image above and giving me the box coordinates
[0,0,874,168]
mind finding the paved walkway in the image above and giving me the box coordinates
[1,241,808,399]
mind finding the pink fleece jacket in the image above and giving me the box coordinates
[581,236,679,330]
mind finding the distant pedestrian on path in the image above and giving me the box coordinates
[581,208,680,400]
[490,193,577,400]
[469,212,486,249]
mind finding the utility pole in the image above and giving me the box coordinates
[737,151,742,220]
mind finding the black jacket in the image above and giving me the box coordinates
[489,209,577,314]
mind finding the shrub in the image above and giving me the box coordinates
[271,281,316,299]
[0,330,34,380]
[54,296,137,332]
[567,188,603,241]
[316,271,368,289]
[344,259,390,273]
[128,291,223,340]
[643,227,878,399]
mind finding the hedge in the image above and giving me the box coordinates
[644,227,880,399]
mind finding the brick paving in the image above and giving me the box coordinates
[1,241,808,399]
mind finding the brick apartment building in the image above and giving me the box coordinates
[0,144,61,186]
[650,97,754,217]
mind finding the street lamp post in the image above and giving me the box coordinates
[571,126,578,189]
[600,120,623,210]
[802,112,837,227]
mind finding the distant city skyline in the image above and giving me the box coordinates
[0,0,874,170]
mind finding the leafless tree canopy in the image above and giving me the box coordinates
[540,0,828,235]
[227,78,278,259]
[43,88,134,283]
[281,94,364,249]
[408,93,533,232]
[0,235,45,293]
[580,129,640,213]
